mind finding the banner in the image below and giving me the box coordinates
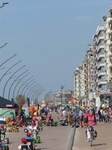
[27,98,30,107]
[35,98,37,106]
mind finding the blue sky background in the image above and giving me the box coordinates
[0,0,112,101]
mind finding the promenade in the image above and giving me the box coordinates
[4,111,72,150]
[72,123,112,150]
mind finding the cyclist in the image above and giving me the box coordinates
[86,110,97,142]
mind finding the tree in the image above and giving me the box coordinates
[15,95,26,114]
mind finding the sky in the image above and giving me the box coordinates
[0,0,112,101]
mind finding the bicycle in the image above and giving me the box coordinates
[89,125,94,147]
[88,122,97,147]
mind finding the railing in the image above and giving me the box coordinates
[98,60,105,66]
[97,52,105,58]
[98,69,105,73]
[98,88,106,91]
[98,78,106,82]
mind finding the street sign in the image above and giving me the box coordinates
[107,82,112,89]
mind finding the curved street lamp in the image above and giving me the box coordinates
[17,76,33,96]
[21,79,35,96]
[31,88,45,101]
[0,2,9,9]
[30,87,44,101]
[3,65,25,98]
[23,81,38,97]
[13,72,30,99]
[26,83,40,98]
[0,60,21,82]
[8,69,29,100]
[0,54,17,68]
[0,43,8,49]
[29,87,43,99]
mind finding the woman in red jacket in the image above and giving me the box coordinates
[86,110,96,142]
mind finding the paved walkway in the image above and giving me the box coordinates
[72,123,112,150]
[4,111,72,150]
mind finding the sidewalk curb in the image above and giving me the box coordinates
[67,126,76,150]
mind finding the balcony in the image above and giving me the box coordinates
[109,18,112,24]
[97,52,105,60]
[98,87,106,92]
[98,70,106,77]
[98,78,107,85]
[97,35,105,44]
[97,60,105,69]
[97,44,105,52]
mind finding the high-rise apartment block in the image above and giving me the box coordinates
[73,4,112,107]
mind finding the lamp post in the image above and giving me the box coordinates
[13,72,30,99]
[29,87,43,101]
[8,70,29,100]
[0,54,17,68]
[17,76,33,96]
[0,60,21,82]
[31,88,45,101]
[0,43,8,49]
[25,83,40,98]
[3,65,25,98]
[61,85,65,108]
[0,2,9,9]
[23,80,36,96]
[21,79,35,96]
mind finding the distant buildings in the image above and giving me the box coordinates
[73,4,112,107]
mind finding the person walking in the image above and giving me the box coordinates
[98,107,102,122]
[79,108,84,128]
[86,110,96,142]
[84,109,88,127]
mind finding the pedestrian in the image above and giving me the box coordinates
[84,109,88,127]
[86,110,97,142]
[20,109,25,125]
[98,107,102,122]
[79,107,84,128]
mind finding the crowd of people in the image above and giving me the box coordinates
[68,105,112,142]
[17,103,112,148]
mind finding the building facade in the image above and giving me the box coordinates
[93,24,107,95]
[103,5,112,82]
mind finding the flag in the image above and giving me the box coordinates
[35,98,37,106]
[69,97,78,104]
[27,98,30,107]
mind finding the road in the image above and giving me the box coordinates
[72,122,112,150]
[4,111,72,150]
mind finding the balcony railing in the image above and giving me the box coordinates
[98,87,106,91]
[98,60,105,66]
[98,78,106,82]
[97,52,105,58]
[98,68,105,72]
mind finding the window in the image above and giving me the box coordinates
[110,67,112,74]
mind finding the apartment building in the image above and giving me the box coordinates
[93,33,98,93]
[73,68,80,98]
[73,63,85,99]
[85,45,94,96]
[93,24,107,94]
[103,4,112,82]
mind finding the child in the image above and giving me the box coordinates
[18,138,29,150]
